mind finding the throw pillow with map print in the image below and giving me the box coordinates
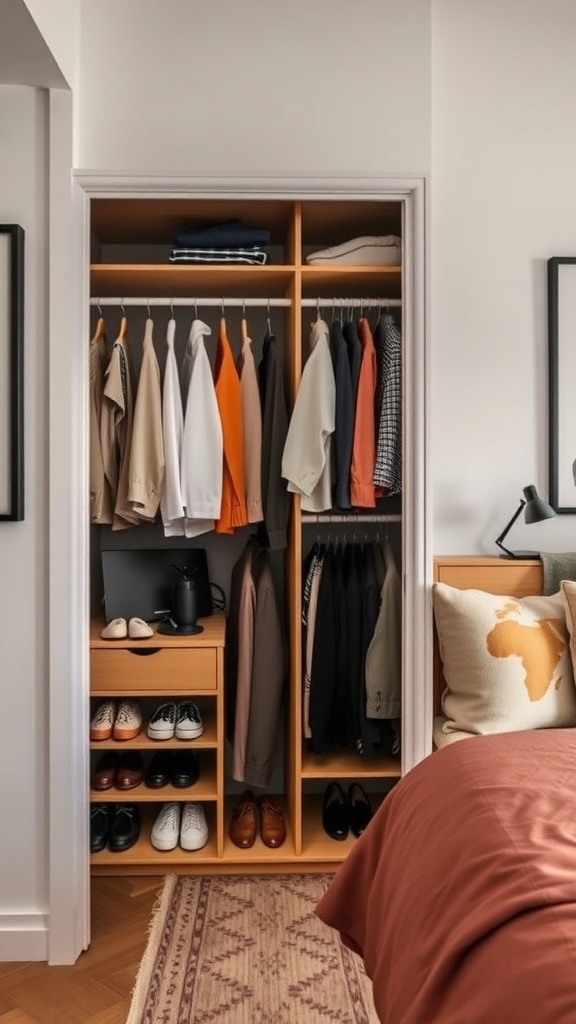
[433,583,576,738]
[558,580,576,682]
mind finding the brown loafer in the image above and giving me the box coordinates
[258,796,286,849]
[229,790,257,848]
[115,751,144,791]
[92,751,119,791]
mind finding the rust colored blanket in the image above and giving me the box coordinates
[316,730,576,1023]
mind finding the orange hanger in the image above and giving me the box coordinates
[91,315,106,344]
[118,305,128,341]
[240,299,249,345]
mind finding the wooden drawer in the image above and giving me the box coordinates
[90,646,217,692]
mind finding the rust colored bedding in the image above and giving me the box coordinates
[315,730,576,1023]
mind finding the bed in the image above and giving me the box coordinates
[315,557,576,1023]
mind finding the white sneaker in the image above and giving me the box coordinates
[112,701,142,741]
[175,701,204,740]
[151,802,181,851]
[147,701,177,740]
[128,617,154,639]
[101,618,127,640]
[90,700,116,741]
[180,802,208,851]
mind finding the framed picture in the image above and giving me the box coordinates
[0,224,24,521]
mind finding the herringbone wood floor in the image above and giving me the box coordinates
[0,877,163,1024]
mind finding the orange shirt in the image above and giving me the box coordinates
[350,318,377,508]
[214,318,248,533]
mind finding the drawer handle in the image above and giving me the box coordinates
[126,647,163,657]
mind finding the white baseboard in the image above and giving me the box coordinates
[0,913,48,961]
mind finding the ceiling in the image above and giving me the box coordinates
[0,0,68,88]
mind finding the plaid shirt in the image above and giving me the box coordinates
[373,313,402,495]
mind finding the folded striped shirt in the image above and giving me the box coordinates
[169,247,269,266]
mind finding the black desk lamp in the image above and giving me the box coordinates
[495,484,556,558]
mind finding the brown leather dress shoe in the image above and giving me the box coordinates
[115,751,145,791]
[92,751,119,791]
[229,790,257,848]
[258,796,286,848]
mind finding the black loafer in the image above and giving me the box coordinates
[348,782,373,838]
[108,804,141,852]
[145,750,173,788]
[171,749,200,788]
[322,782,349,840]
[90,803,111,853]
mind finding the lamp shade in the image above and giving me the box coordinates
[522,485,556,524]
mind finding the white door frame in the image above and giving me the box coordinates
[48,173,431,963]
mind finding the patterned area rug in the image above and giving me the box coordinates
[126,874,379,1024]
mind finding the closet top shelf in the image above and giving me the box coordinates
[90,264,296,298]
[90,264,402,299]
[89,197,403,251]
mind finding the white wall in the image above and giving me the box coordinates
[77,0,431,175]
[0,85,49,959]
[5,0,576,961]
[431,0,576,555]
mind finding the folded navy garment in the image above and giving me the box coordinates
[175,219,271,249]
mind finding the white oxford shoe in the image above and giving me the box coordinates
[180,802,208,851]
[151,802,181,851]
[90,700,117,741]
[112,701,143,741]
[175,701,204,740]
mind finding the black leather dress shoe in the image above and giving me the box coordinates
[90,803,110,853]
[171,749,200,788]
[108,804,141,852]
[348,782,373,838]
[145,750,173,788]
[322,782,349,840]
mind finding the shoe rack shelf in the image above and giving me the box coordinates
[89,196,404,876]
[89,706,218,750]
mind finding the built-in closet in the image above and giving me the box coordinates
[88,197,405,874]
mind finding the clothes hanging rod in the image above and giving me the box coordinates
[301,513,402,524]
[89,297,401,309]
[89,297,292,308]
[301,297,401,308]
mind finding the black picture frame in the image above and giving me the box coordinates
[548,255,576,513]
[0,224,24,521]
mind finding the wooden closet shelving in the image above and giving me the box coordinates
[89,196,403,874]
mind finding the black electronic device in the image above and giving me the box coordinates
[101,548,213,623]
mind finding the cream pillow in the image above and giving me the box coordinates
[433,583,576,737]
